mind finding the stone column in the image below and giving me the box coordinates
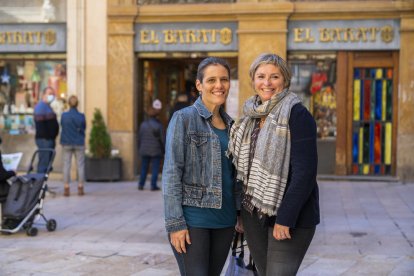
[397,15,414,182]
[107,3,137,180]
[67,0,85,111]
[237,3,293,111]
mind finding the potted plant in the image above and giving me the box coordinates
[85,108,122,181]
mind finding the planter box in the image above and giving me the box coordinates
[85,157,122,181]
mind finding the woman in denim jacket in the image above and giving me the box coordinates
[163,57,241,276]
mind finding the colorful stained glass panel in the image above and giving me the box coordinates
[352,67,393,176]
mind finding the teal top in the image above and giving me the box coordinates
[183,126,236,228]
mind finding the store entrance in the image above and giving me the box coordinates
[288,53,338,175]
[135,56,237,176]
[137,58,202,129]
[136,56,238,129]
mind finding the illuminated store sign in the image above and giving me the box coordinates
[0,23,66,52]
[288,20,400,50]
[135,22,238,52]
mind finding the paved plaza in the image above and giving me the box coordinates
[0,179,413,275]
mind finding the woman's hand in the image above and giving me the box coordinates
[170,230,191,254]
[235,216,244,233]
[273,224,291,241]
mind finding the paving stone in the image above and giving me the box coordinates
[0,180,413,275]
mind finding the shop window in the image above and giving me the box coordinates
[0,60,66,135]
[136,0,235,5]
[352,68,393,175]
[0,0,66,23]
[288,54,337,139]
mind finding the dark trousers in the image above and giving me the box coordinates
[138,155,161,189]
[170,226,234,276]
[241,208,315,276]
[35,138,55,173]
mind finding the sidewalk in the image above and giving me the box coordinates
[0,180,413,275]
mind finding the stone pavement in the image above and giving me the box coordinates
[0,179,413,275]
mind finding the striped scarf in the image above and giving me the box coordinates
[228,89,301,216]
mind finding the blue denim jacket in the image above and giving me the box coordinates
[162,97,241,233]
[60,108,86,146]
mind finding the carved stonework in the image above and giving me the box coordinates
[107,18,136,179]
[107,22,134,132]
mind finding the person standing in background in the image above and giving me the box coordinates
[60,95,86,197]
[34,86,59,173]
[137,99,165,191]
[169,92,189,121]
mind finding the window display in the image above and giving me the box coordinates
[288,54,337,139]
[0,60,66,135]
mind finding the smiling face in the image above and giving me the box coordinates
[196,64,230,112]
[253,64,285,102]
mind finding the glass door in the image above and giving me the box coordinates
[347,51,398,176]
[352,68,393,175]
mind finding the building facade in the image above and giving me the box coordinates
[107,0,414,181]
[0,0,104,174]
[1,0,413,182]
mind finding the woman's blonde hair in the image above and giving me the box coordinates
[249,53,291,89]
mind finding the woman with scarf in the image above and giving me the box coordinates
[229,53,320,276]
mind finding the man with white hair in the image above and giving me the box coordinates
[34,87,59,173]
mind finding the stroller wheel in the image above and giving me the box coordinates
[46,219,57,232]
[26,227,38,237]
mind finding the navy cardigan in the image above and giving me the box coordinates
[269,103,320,229]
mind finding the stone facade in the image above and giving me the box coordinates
[104,0,414,181]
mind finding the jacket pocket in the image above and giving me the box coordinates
[187,133,209,183]
[183,184,204,199]
[189,134,208,146]
[183,184,205,207]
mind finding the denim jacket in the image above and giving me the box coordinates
[162,97,241,233]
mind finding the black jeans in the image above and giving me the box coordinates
[241,208,315,276]
[170,226,234,276]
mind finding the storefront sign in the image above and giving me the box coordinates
[0,23,66,52]
[288,20,400,50]
[135,22,238,52]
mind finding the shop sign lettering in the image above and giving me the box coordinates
[135,22,237,52]
[0,30,57,46]
[0,23,66,52]
[288,20,400,50]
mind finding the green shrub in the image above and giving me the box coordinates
[89,108,111,158]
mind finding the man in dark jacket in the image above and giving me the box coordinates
[138,99,165,191]
[169,92,189,121]
[34,87,59,173]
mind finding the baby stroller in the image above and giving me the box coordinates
[0,149,57,236]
